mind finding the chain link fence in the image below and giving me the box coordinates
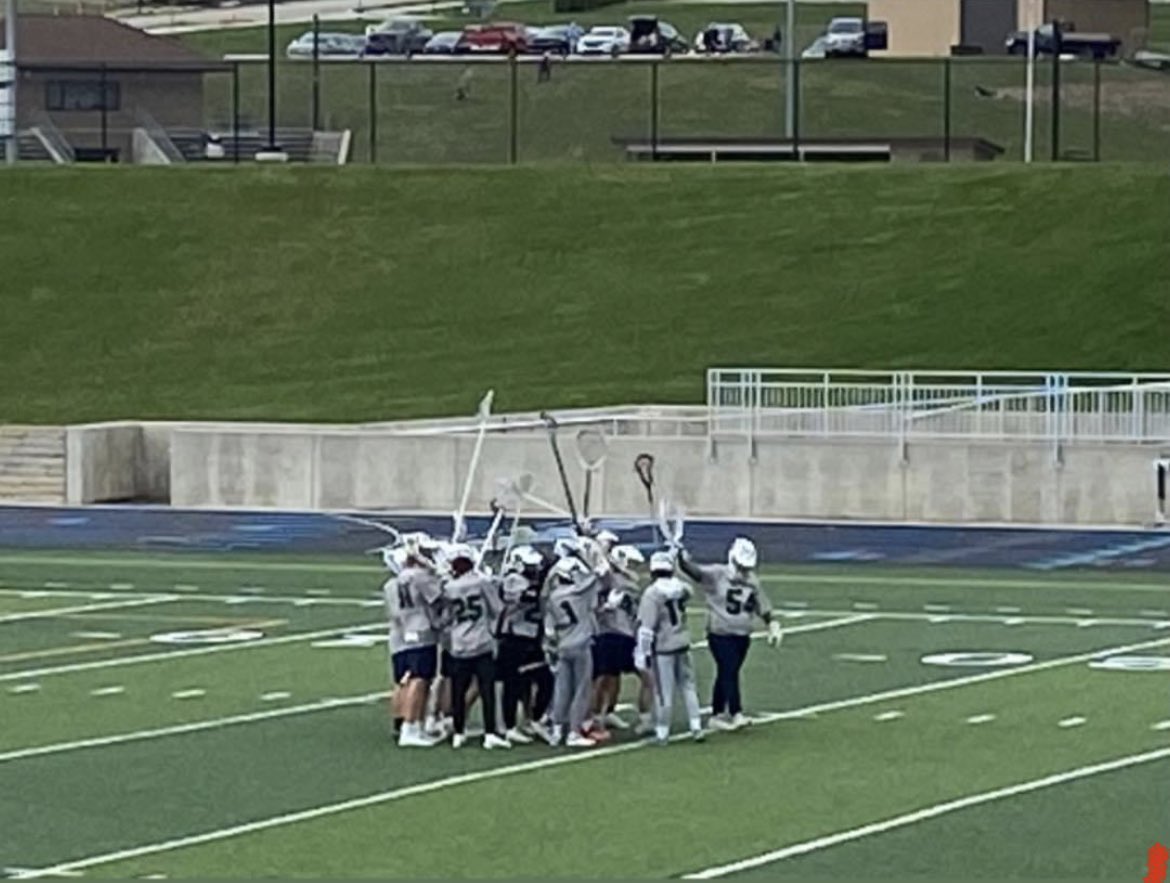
[15,55,1170,163]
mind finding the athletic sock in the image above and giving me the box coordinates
[689,717,702,733]
[655,724,669,741]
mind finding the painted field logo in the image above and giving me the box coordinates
[1146,843,1168,883]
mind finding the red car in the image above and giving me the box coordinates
[461,22,527,53]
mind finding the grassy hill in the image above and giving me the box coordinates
[0,164,1167,424]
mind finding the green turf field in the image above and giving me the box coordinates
[1,551,1168,878]
[172,1,1170,165]
[2,164,1168,425]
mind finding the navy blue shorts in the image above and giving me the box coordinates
[593,633,636,676]
[392,645,438,683]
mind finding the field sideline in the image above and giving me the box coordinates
[1,550,1168,878]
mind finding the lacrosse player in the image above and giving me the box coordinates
[496,545,553,745]
[441,545,510,750]
[636,550,704,745]
[592,544,654,734]
[679,537,781,731]
[543,545,606,747]
[385,535,445,748]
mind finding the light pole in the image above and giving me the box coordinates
[784,0,795,139]
[256,0,287,160]
[3,0,16,165]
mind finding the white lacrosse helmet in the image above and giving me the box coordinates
[553,536,582,560]
[610,544,645,577]
[551,555,589,584]
[728,537,758,571]
[596,529,620,553]
[649,550,675,576]
[381,545,409,574]
[505,544,543,574]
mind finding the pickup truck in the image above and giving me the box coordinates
[1005,24,1120,59]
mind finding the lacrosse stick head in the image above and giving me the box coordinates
[492,472,534,512]
[575,428,608,471]
[634,453,655,494]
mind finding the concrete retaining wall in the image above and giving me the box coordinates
[152,425,1169,526]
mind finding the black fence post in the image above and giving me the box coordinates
[1050,20,1061,162]
[508,51,518,164]
[368,62,377,164]
[1092,58,1101,162]
[650,59,659,159]
[943,56,952,161]
[312,14,321,131]
[232,61,241,164]
[792,57,801,159]
[99,63,109,157]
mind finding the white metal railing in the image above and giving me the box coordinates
[706,369,1170,445]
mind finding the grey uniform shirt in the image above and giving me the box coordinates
[385,566,444,654]
[544,573,599,654]
[442,572,503,659]
[637,577,693,654]
[498,571,543,640]
[597,571,640,638]
[693,564,773,636]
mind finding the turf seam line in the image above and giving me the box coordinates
[679,744,1170,878]
[20,632,1170,877]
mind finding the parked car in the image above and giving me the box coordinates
[1005,23,1120,59]
[462,21,528,53]
[576,25,630,55]
[423,30,469,54]
[526,24,577,56]
[693,22,758,53]
[628,16,689,54]
[364,18,433,54]
[285,31,367,59]
[824,16,867,57]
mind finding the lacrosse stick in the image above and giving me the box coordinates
[452,389,495,542]
[657,497,686,548]
[519,489,573,518]
[475,473,533,569]
[539,410,581,530]
[329,513,402,545]
[575,428,608,522]
[634,452,656,545]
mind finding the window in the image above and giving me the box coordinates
[45,80,120,112]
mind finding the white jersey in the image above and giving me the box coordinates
[636,577,692,655]
[385,565,443,654]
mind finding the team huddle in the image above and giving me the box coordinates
[383,529,783,750]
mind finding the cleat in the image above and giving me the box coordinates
[451,733,467,749]
[398,731,437,748]
[546,724,564,747]
[603,712,630,730]
[691,728,706,743]
[566,732,597,748]
[730,713,751,730]
[483,733,512,750]
[634,719,655,736]
[654,734,670,746]
[505,727,533,745]
[708,714,735,732]
[518,719,538,737]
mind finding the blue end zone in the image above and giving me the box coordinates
[3,505,1170,572]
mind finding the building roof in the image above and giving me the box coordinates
[3,14,211,66]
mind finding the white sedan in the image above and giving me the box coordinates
[576,25,631,55]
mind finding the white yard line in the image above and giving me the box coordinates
[18,632,1170,878]
[0,555,377,574]
[0,623,385,683]
[0,596,177,624]
[789,608,1166,628]
[0,587,375,608]
[681,745,1170,878]
[0,692,389,764]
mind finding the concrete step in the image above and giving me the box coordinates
[0,425,66,503]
